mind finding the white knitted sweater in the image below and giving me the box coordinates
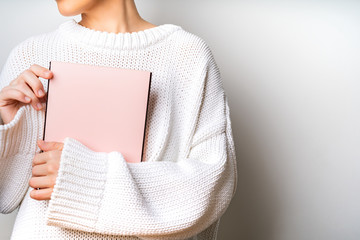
[0,19,237,240]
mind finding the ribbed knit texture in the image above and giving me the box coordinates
[0,19,237,240]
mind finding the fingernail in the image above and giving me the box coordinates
[25,96,31,102]
[38,89,44,97]
[37,103,42,109]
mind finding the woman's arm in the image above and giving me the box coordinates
[45,52,238,239]
[0,44,43,213]
[0,104,41,214]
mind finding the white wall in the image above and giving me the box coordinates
[1,0,360,239]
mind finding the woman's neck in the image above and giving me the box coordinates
[78,0,157,34]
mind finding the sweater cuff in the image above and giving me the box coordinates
[46,137,109,232]
[0,104,36,158]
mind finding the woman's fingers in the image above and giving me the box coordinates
[29,64,53,82]
[30,187,53,200]
[31,163,48,177]
[29,176,55,189]
[16,82,44,111]
[20,70,48,110]
[22,69,46,98]
[0,64,51,124]
[0,87,30,107]
[32,152,48,167]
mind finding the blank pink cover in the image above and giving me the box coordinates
[43,61,151,163]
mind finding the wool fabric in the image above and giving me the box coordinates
[0,19,238,240]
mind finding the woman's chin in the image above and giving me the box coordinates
[56,2,84,17]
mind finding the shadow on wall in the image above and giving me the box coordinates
[218,101,284,240]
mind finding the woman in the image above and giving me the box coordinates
[0,0,238,239]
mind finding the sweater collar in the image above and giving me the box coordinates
[58,19,182,50]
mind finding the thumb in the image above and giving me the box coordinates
[37,139,63,151]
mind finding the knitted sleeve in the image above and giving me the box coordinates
[0,45,30,157]
[45,53,238,239]
[0,42,41,213]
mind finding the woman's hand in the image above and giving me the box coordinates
[0,64,52,125]
[29,139,64,201]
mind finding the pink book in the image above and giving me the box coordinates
[42,61,152,163]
